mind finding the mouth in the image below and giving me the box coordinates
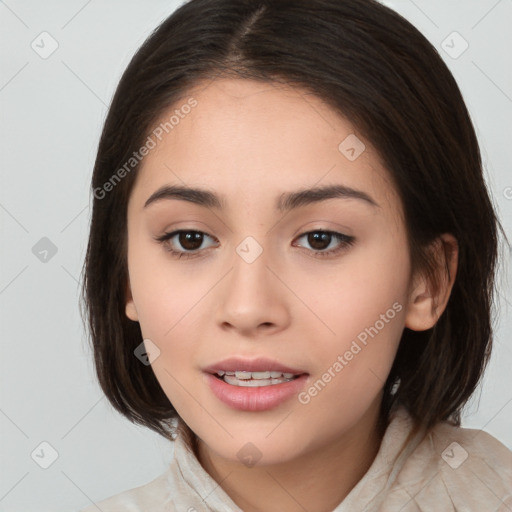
[212,370,305,387]
[205,368,310,411]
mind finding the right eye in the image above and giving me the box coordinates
[154,230,219,259]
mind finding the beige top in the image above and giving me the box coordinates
[79,407,512,511]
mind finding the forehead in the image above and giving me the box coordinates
[129,78,401,217]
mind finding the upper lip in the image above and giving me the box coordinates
[203,357,308,375]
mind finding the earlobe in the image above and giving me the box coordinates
[404,233,458,331]
[125,278,139,322]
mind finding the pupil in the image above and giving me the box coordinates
[180,231,202,250]
[309,232,330,250]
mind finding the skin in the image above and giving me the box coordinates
[125,78,458,512]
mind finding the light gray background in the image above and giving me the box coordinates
[0,1,511,511]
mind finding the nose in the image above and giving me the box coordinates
[214,242,291,337]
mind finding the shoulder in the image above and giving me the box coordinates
[385,420,512,511]
[78,469,173,512]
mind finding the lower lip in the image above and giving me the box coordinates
[204,373,309,411]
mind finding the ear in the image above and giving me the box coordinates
[404,233,458,331]
[125,276,139,322]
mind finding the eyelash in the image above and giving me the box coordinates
[154,229,355,260]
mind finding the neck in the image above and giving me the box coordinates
[193,401,386,512]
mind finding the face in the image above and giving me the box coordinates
[125,78,413,466]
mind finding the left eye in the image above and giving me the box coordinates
[292,230,355,257]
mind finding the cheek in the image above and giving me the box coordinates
[293,235,408,394]
[127,238,214,340]
[295,239,408,343]
[128,256,205,408]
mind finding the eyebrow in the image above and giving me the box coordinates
[143,184,379,211]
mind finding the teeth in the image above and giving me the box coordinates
[246,371,270,379]
[223,374,295,387]
[215,370,298,380]
[235,371,253,380]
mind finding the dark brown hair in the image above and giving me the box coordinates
[80,0,506,443]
